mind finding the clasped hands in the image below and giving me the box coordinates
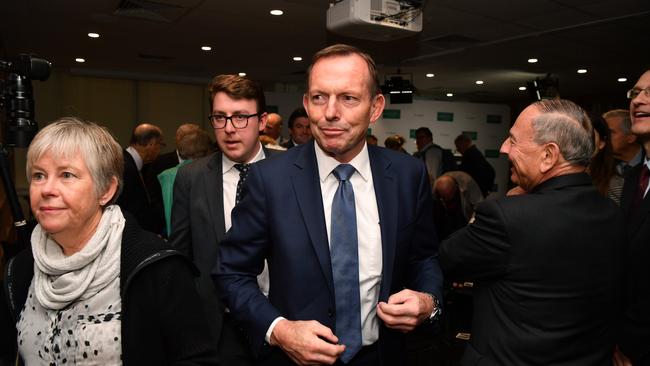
[269,289,435,365]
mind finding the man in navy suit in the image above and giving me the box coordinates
[215,44,443,365]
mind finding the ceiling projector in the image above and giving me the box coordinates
[327,0,423,41]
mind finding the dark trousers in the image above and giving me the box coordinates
[219,313,254,366]
[334,343,379,366]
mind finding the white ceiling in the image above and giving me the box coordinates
[2,0,649,105]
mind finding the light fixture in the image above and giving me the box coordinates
[527,58,538,63]
[201,46,212,51]
[518,86,527,91]
[577,69,587,74]
[270,9,283,15]
[75,58,86,63]
[292,56,302,61]
[446,93,453,97]
[618,77,627,82]
[426,73,434,78]
[87,32,100,39]
[238,72,247,77]
[475,80,484,85]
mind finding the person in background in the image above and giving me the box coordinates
[0,117,219,365]
[454,134,495,197]
[263,113,286,149]
[415,127,457,190]
[589,114,622,204]
[366,134,378,146]
[281,107,312,149]
[116,123,165,234]
[433,171,483,240]
[384,134,408,153]
[158,129,213,236]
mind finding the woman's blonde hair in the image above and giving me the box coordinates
[26,117,123,204]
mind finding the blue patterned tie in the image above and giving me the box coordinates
[330,164,362,363]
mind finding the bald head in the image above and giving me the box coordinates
[435,175,458,202]
[130,123,164,164]
[264,113,283,140]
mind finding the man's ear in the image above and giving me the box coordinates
[369,93,386,124]
[258,112,268,132]
[625,132,638,144]
[540,142,560,173]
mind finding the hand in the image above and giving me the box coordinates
[613,345,633,366]
[376,289,434,332]
[269,319,345,365]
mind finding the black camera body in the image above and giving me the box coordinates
[0,54,52,148]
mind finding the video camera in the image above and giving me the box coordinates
[0,54,52,147]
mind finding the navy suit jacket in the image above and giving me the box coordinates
[214,141,443,363]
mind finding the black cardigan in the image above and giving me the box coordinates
[1,215,220,365]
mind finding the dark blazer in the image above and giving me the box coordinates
[619,162,650,365]
[1,213,219,365]
[440,173,624,366]
[214,141,444,364]
[280,139,295,149]
[459,145,495,197]
[169,146,281,362]
[116,150,157,232]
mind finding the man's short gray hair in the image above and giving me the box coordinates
[531,99,594,167]
[26,117,124,205]
[603,109,632,134]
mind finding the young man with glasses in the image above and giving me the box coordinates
[169,74,281,365]
[617,69,650,366]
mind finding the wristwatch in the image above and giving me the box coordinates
[425,293,441,322]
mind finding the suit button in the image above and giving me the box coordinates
[327,308,334,317]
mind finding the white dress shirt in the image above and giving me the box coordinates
[125,146,143,171]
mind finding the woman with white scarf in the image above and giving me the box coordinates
[0,117,219,365]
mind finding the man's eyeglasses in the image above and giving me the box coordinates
[209,113,259,129]
[626,87,650,100]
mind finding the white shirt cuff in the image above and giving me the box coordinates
[265,316,286,344]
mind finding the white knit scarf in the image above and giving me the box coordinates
[32,205,125,310]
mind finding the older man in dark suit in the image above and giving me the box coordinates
[215,44,443,366]
[169,74,281,365]
[441,99,624,365]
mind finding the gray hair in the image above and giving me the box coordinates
[531,99,594,167]
[26,117,124,205]
[602,109,632,134]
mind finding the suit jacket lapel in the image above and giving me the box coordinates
[368,147,398,301]
[205,152,226,241]
[291,142,334,296]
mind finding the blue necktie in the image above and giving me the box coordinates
[330,164,362,363]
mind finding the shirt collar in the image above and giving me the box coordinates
[222,143,266,174]
[126,146,143,171]
[314,141,371,183]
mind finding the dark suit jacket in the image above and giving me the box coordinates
[116,150,161,233]
[619,163,650,365]
[280,139,295,149]
[459,145,495,197]
[440,173,624,366]
[168,147,281,357]
[214,141,444,364]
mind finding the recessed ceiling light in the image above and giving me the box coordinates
[87,32,100,39]
[201,46,212,51]
[270,9,283,15]
[446,93,453,97]
[75,58,86,63]
[475,80,484,85]
[527,58,538,63]
[577,69,587,74]
[238,72,247,77]
[519,86,527,91]
[293,56,302,61]
[618,77,627,82]
[425,73,435,78]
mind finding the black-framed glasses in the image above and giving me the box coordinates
[209,113,259,129]
[627,87,650,100]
